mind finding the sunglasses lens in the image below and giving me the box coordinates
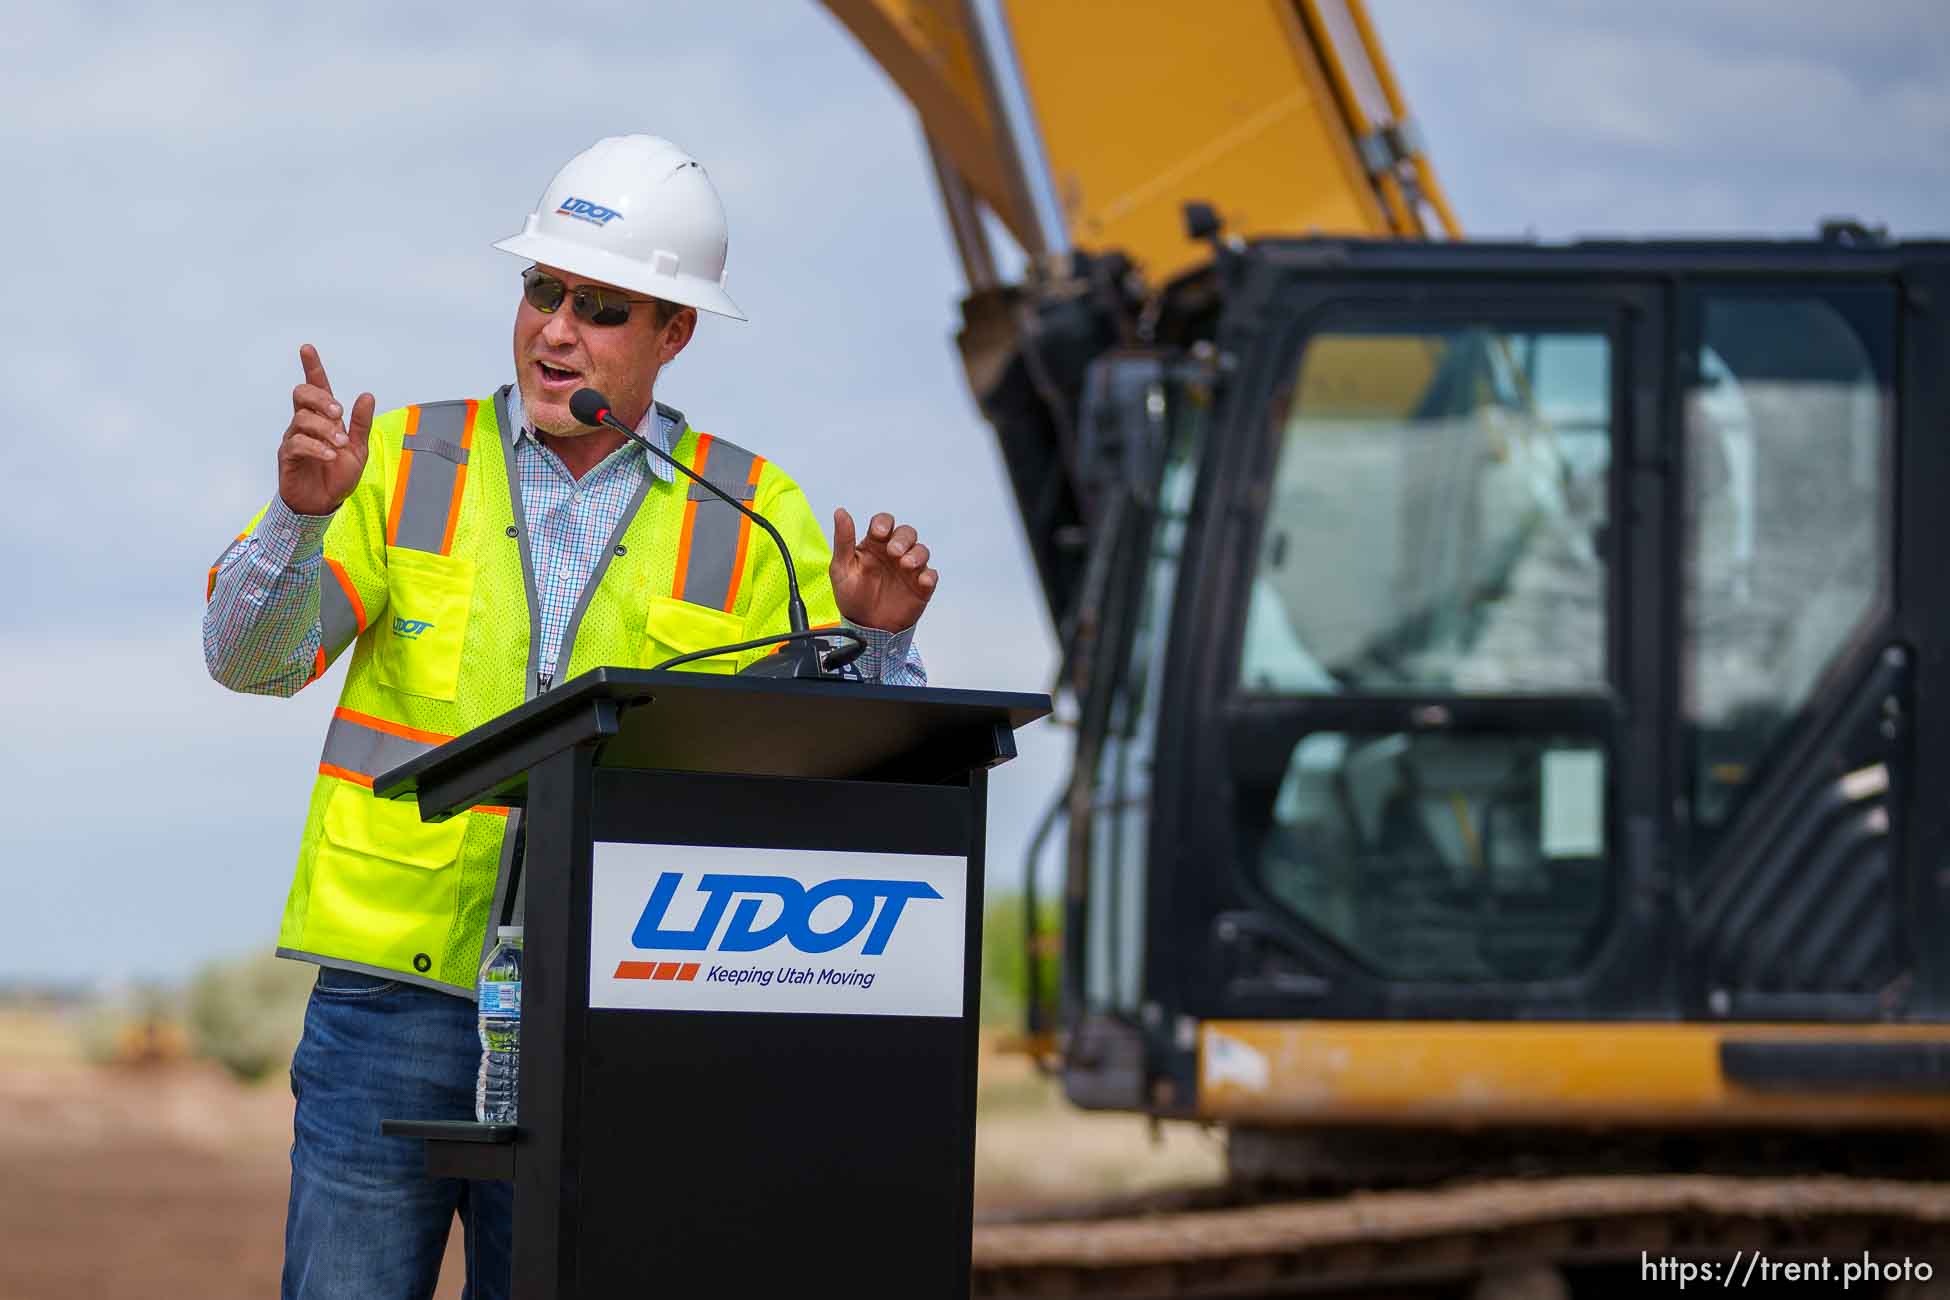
[571,287,633,327]
[522,269,567,314]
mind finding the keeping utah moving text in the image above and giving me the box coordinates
[705,964,878,991]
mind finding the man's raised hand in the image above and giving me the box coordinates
[830,508,938,633]
[278,344,375,517]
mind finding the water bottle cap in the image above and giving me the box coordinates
[497,925,523,940]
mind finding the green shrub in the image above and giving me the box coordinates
[981,892,1061,1026]
[186,952,317,1083]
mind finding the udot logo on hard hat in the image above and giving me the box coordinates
[555,196,623,226]
[629,871,942,957]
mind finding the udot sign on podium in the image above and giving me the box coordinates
[593,843,968,1017]
[377,668,1048,1299]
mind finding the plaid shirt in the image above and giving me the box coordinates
[204,391,924,696]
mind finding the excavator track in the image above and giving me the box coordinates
[973,1176,1950,1297]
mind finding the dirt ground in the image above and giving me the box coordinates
[0,1010,1220,1300]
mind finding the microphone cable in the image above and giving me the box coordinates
[651,627,867,675]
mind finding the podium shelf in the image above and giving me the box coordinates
[381,1119,515,1182]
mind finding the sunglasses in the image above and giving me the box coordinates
[521,267,661,327]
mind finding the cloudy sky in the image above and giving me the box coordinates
[2,1,1943,985]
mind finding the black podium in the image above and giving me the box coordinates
[374,668,1048,1298]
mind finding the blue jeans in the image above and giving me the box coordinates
[282,966,512,1300]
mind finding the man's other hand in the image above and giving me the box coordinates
[279,344,375,517]
[830,508,937,633]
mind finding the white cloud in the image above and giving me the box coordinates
[1368,0,1949,236]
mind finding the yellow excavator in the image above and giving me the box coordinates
[824,3,1950,1295]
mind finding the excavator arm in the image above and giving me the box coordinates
[818,0,1456,630]
[819,0,1456,287]
[1002,0,1456,276]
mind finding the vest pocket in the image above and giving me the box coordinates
[642,594,746,673]
[305,783,470,980]
[376,547,476,702]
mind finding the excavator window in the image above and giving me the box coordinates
[1681,289,1893,844]
[1256,729,1607,981]
[1241,324,1611,694]
[1235,316,1616,982]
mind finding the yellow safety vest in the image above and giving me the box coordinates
[228,388,843,994]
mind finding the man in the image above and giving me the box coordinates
[203,134,938,1300]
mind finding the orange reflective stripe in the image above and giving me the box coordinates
[385,405,421,546]
[318,761,374,788]
[323,557,368,631]
[477,805,512,817]
[437,399,478,557]
[670,434,714,597]
[308,645,327,683]
[721,518,750,612]
[672,499,698,596]
[719,454,766,613]
[320,709,450,786]
[331,706,454,748]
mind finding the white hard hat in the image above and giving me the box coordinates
[494,134,746,321]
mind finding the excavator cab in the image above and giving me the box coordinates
[815,0,1950,1278]
[1042,234,1950,1133]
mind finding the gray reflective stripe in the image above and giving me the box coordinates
[407,400,472,458]
[276,947,471,999]
[483,807,523,972]
[496,387,547,700]
[319,562,363,660]
[686,434,758,502]
[390,401,472,554]
[406,434,470,465]
[678,433,761,611]
[319,710,442,779]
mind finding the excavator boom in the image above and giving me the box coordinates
[820,0,1457,287]
[1003,0,1456,279]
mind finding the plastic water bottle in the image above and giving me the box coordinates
[476,926,523,1124]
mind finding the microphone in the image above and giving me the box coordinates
[570,387,833,678]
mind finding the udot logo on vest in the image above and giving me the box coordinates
[589,844,966,1018]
